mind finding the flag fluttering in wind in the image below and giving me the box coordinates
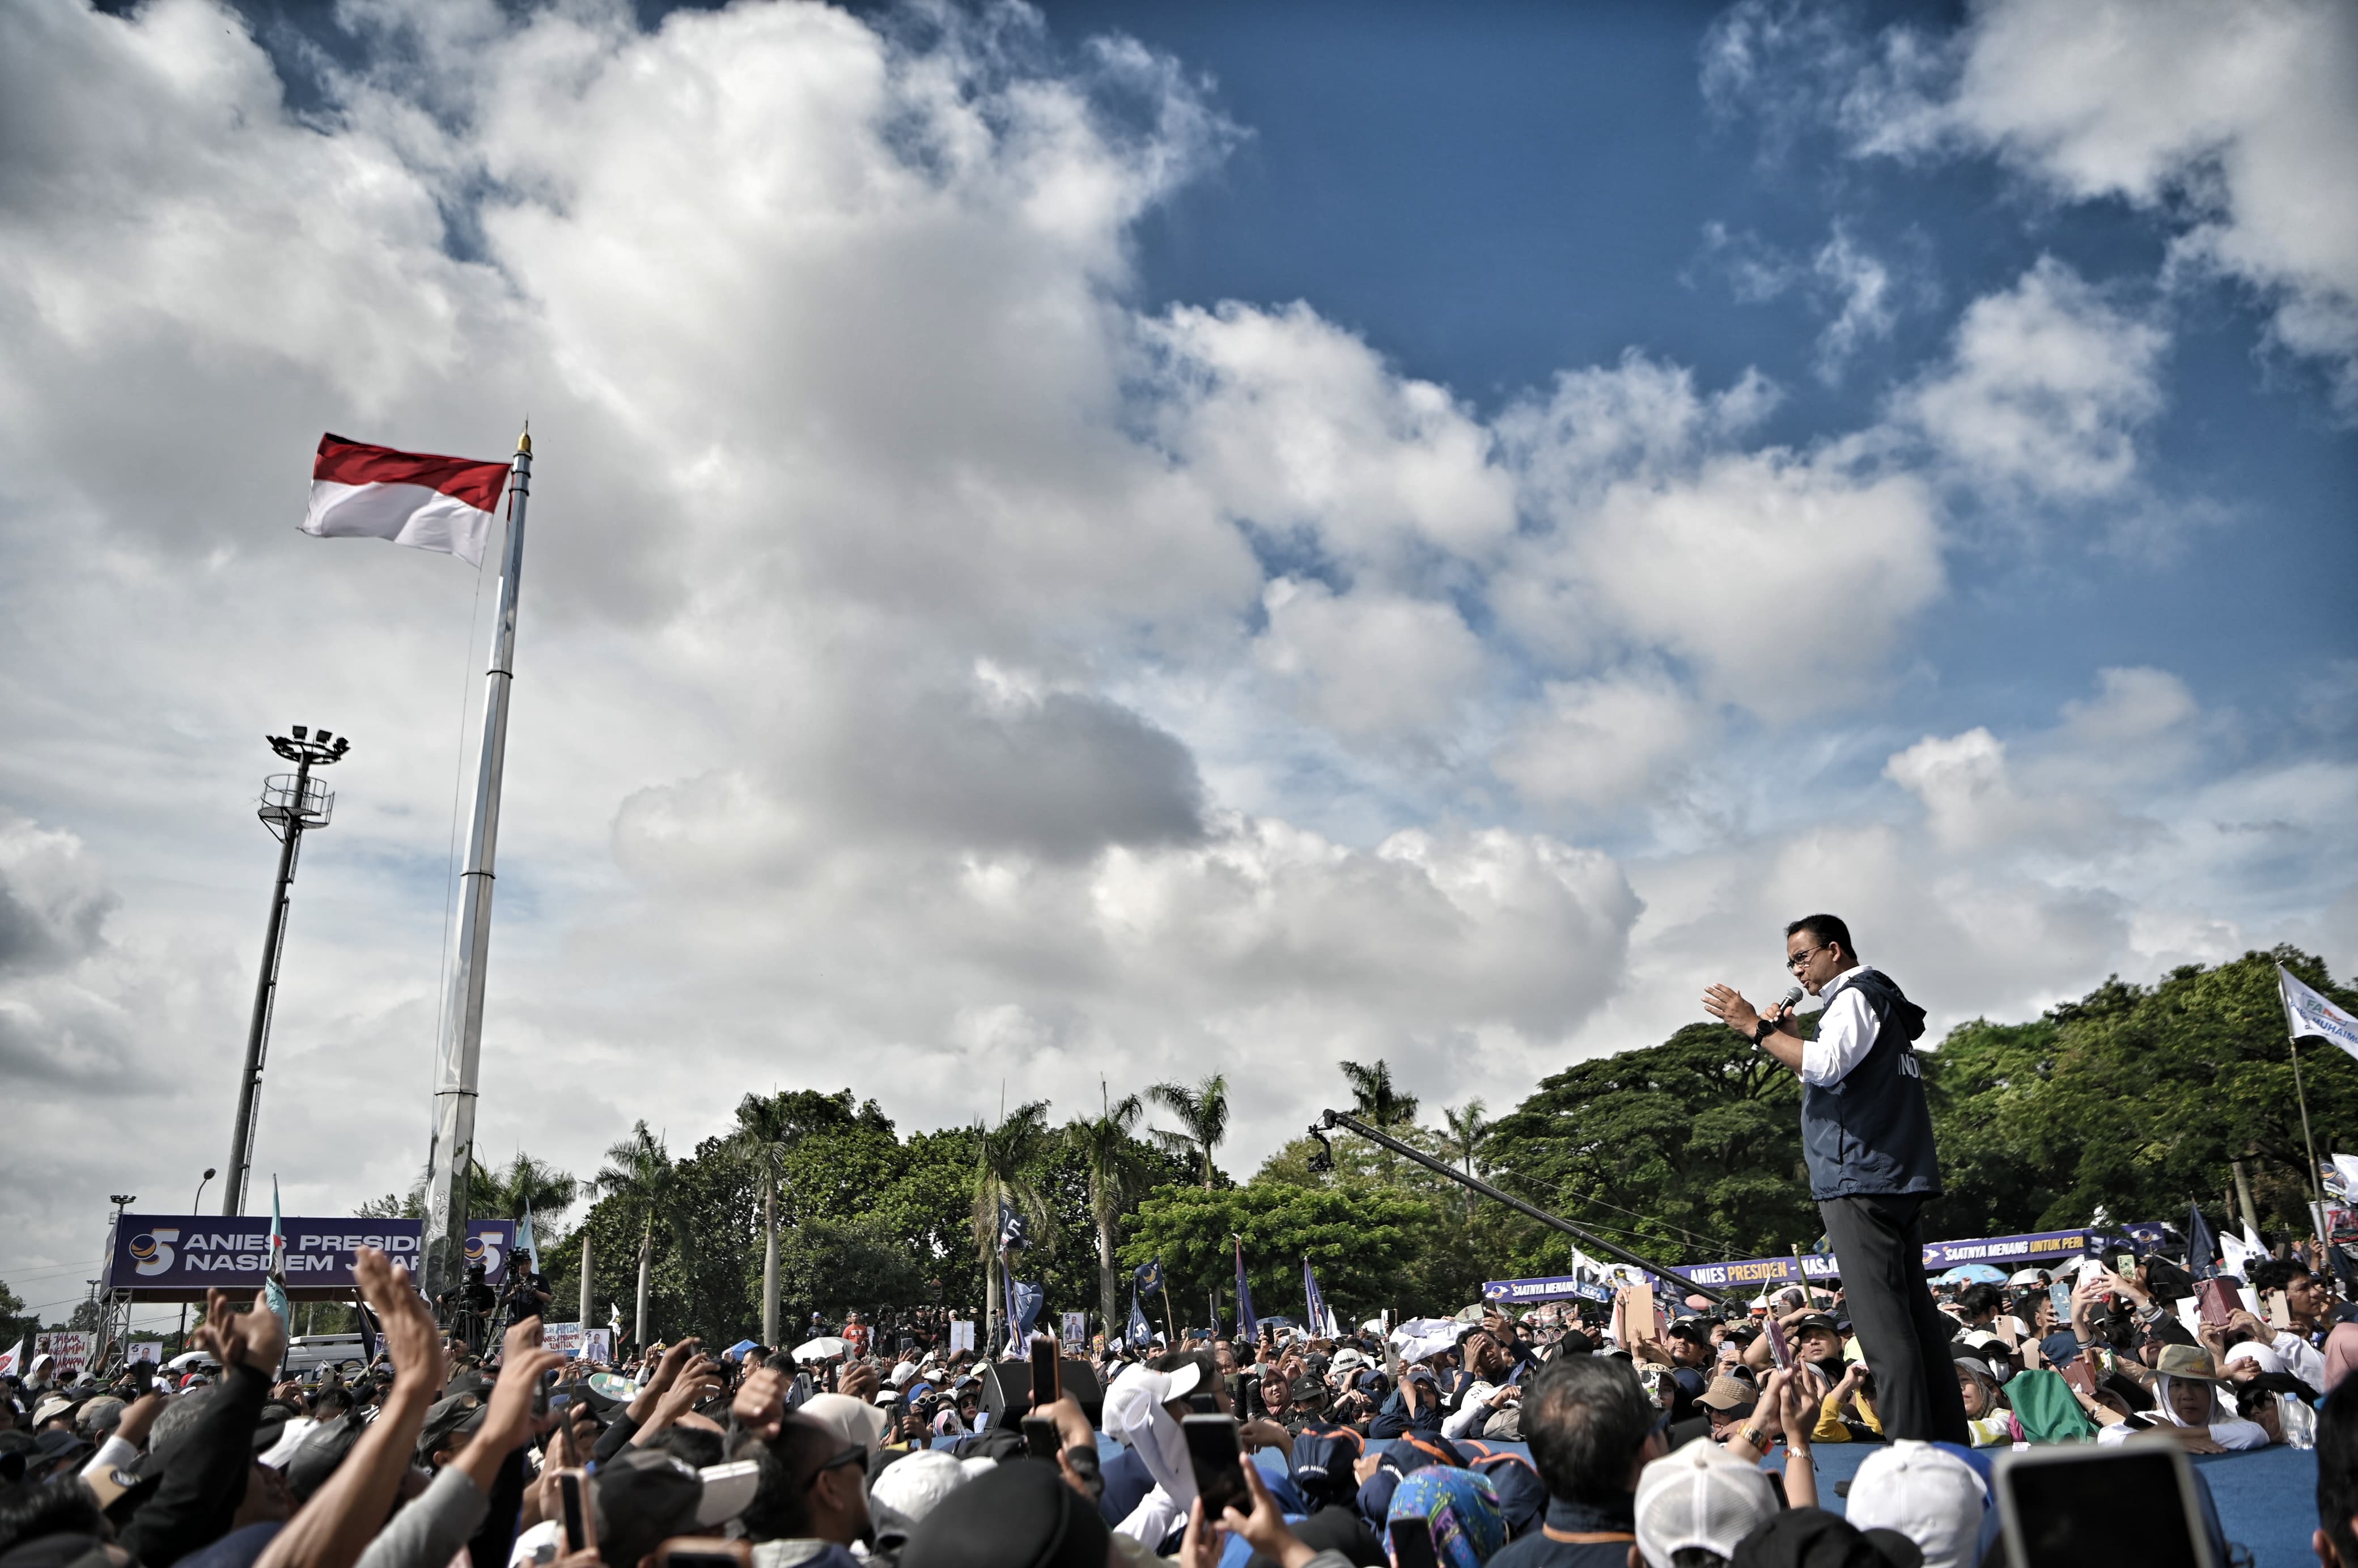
[1302,1257,1340,1338]
[1125,1290,1153,1349]
[1006,1276,1045,1354]
[0,1340,22,1378]
[303,434,511,568]
[998,1199,1031,1254]
[2186,1202,2218,1280]
[265,1179,291,1336]
[2282,965,2358,1062]
[1134,1259,1165,1295]
[1233,1236,1258,1341]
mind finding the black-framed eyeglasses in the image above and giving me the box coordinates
[1786,945,1827,971]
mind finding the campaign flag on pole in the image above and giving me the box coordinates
[1007,1277,1045,1353]
[1233,1236,1258,1341]
[1302,1257,1340,1338]
[2187,1202,2219,1280]
[998,1199,1031,1254]
[264,1179,292,1336]
[1134,1259,1164,1295]
[303,434,511,568]
[2283,966,2358,1062]
[518,1204,542,1276]
[0,1340,21,1377]
[1125,1290,1153,1349]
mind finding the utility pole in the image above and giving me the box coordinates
[224,727,350,1216]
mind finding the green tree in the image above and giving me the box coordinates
[973,1103,1057,1342]
[1121,1179,1433,1331]
[1484,1021,1814,1268]
[727,1091,834,1347]
[487,1153,578,1224]
[1437,1099,1490,1221]
[1149,1073,1231,1188]
[1066,1085,1153,1335]
[1924,947,2358,1238]
[596,1122,683,1349]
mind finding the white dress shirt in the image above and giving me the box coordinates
[1798,964,1884,1088]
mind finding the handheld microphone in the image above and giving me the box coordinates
[1774,985,1804,1021]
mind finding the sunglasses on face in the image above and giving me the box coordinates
[805,1445,866,1488]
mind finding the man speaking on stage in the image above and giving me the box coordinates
[1702,913,1969,1443]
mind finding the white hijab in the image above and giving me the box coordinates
[1101,1361,1199,1511]
[2153,1373,2271,1450]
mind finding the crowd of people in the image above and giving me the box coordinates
[3,1236,2354,1568]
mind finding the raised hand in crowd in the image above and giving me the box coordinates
[836,1359,881,1403]
[626,1337,702,1425]
[253,1248,445,1568]
[190,1284,291,1377]
[731,1364,789,1443]
[453,1316,564,1491]
[113,1389,167,1451]
[634,1352,723,1444]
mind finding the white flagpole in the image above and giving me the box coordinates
[422,427,533,1301]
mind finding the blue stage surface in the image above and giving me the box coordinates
[1076,1434,2321,1567]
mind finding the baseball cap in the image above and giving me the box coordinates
[414,1392,486,1464]
[1694,1375,1759,1413]
[1790,1312,1841,1340]
[1633,1443,1777,1568]
[593,1450,758,1568]
[800,1392,890,1455]
[1664,1319,1712,1345]
[1844,1441,1987,1568]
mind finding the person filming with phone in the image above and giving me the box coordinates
[1703,913,1970,1444]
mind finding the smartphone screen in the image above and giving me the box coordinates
[2000,1448,2211,1568]
[2049,1279,2073,1321]
[555,1470,594,1554]
[1029,1336,1061,1408]
[1021,1415,1059,1460]
[1388,1518,1441,1568]
[1765,1316,1792,1370]
[1181,1413,1249,1518]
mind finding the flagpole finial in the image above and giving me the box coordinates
[516,421,531,457]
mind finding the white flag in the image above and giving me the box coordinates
[0,1338,20,1376]
[2220,1227,2264,1280]
[2281,965,2358,1061]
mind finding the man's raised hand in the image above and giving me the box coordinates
[732,1366,787,1443]
[1701,983,1762,1039]
[354,1248,444,1392]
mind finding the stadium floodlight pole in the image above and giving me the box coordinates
[422,428,533,1305]
[224,728,350,1216]
[1309,1108,1730,1306]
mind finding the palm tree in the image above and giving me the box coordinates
[972,1102,1057,1348]
[1066,1083,1152,1335]
[595,1122,680,1350]
[488,1152,578,1225]
[1440,1099,1489,1221]
[1339,1060,1418,1179]
[1148,1073,1229,1188]
[726,1093,811,1349]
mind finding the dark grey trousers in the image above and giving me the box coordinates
[1820,1192,1971,1443]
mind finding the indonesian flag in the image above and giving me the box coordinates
[303,434,511,567]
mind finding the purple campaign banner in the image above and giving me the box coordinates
[1483,1275,1614,1305]
[105,1215,518,1293]
[1673,1229,2102,1289]
[1670,1253,1840,1290]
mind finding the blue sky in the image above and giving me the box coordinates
[1,0,2353,1290]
